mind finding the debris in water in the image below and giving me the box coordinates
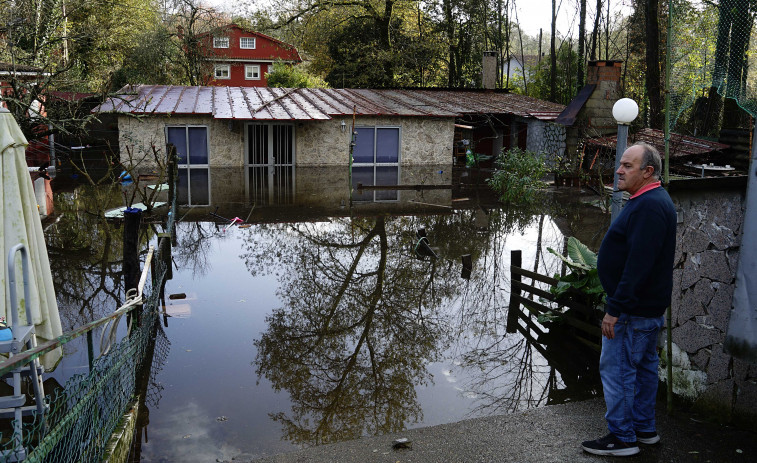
[392,438,411,450]
[216,416,228,422]
[169,293,187,300]
[182,434,191,439]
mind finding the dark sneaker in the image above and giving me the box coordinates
[582,433,640,456]
[636,430,660,445]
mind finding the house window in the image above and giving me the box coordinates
[245,65,261,80]
[166,126,210,205]
[351,127,400,202]
[213,36,229,48]
[267,64,273,75]
[353,127,400,164]
[240,37,256,49]
[214,64,230,79]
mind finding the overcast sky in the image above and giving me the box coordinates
[203,0,633,38]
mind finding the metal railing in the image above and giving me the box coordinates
[0,170,177,462]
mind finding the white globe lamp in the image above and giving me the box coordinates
[612,98,639,125]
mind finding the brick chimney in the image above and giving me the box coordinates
[585,60,623,134]
[482,51,497,90]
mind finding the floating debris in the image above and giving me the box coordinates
[216,416,228,422]
[392,438,412,450]
[169,293,187,300]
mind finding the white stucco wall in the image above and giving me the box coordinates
[117,114,455,169]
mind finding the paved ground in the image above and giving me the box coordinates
[245,398,756,463]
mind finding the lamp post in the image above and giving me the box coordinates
[611,98,639,222]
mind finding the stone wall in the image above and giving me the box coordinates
[118,115,245,169]
[118,115,454,169]
[527,120,566,167]
[665,179,757,430]
[297,115,454,166]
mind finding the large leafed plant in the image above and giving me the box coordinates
[547,237,606,309]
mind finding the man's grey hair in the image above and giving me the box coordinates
[633,142,661,179]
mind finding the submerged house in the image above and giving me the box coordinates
[95,85,565,205]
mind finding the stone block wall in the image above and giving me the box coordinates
[665,181,757,429]
[527,120,566,168]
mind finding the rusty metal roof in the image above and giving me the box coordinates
[587,128,730,157]
[95,85,566,121]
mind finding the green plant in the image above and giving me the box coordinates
[486,148,547,203]
[547,237,606,309]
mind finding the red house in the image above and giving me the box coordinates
[204,24,302,87]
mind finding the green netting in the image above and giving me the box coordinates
[0,180,177,462]
[668,0,757,133]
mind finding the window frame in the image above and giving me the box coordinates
[239,37,256,49]
[245,65,261,80]
[213,36,229,48]
[351,126,401,166]
[165,125,211,206]
[214,64,231,79]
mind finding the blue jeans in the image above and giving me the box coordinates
[599,313,664,442]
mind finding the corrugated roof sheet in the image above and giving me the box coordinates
[587,128,730,157]
[96,85,566,122]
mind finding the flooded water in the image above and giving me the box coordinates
[43,166,610,462]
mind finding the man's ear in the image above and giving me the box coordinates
[643,166,655,178]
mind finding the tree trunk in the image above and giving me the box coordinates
[550,0,557,101]
[444,0,457,86]
[578,0,586,90]
[590,0,601,60]
[644,0,663,129]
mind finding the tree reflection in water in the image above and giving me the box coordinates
[246,215,460,445]
[45,185,130,329]
[241,196,599,446]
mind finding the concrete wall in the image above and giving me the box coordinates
[118,115,454,169]
[664,179,756,430]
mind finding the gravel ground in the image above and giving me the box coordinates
[241,398,756,463]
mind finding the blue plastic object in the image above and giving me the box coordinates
[0,327,12,341]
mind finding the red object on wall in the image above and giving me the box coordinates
[202,24,302,87]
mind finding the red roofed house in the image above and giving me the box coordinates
[204,24,302,87]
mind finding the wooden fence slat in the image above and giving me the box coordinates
[511,266,559,285]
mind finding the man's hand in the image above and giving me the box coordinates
[602,313,619,339]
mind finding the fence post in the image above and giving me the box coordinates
[506,250,522,333]
[123,208,142,332]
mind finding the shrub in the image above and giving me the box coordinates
[487,148,547,203]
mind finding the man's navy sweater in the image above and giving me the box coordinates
[597,186,677,318]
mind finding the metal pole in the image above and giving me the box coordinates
[665,0,674,413]
[611,124,629,222]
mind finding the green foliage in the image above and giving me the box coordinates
[526,43,580,104]
[547,237,606,309]
[266,61,329,88]
[486,148,547,204]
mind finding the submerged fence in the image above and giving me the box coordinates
[0,180,177,462]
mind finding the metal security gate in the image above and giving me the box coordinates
[246,123,295,206]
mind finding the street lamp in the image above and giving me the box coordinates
[611,98,639,222]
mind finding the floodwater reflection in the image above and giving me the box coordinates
[45,165,609,459]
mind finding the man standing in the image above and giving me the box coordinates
[582,142,677,457]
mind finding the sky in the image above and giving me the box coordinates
[202,0,633,38]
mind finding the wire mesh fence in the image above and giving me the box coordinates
[668,0,757,134]
[0,166,177,462]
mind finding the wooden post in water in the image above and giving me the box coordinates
[506,250,522,333]
[123,207,142,331]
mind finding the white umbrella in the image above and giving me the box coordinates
[0,107,62,370]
